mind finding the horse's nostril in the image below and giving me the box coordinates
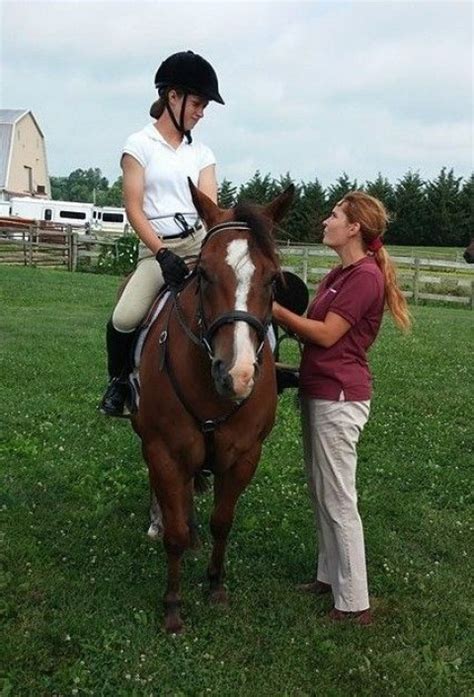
[212,359,224,379]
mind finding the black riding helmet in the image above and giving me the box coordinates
[149,50,224,143]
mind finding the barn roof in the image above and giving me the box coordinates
[0,110,45,188]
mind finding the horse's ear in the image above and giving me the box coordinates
[264,185,295,223]
[188,178,223,228]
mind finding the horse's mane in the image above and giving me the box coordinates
[233,203,280,268]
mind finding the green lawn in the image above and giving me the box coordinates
[1,267,473,696]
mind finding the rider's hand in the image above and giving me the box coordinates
[156,248,189,288]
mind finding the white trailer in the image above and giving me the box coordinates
[7,198,130,235]
[92,205,129,234]
[0,201,11,216]
[9,197,93,229]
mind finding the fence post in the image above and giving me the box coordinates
[66,225,71,270]
[71,229,78,272]
[22,228,27,266]
[302,247,308,284]
[413,257,420,304]
[28,224,34,267]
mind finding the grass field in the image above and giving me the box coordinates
[1,267,473,696]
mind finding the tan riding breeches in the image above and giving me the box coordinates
[112,230,205,333]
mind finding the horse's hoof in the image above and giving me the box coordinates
[147,523,163,540]
[209,588,228,606]
[165,615,184,634]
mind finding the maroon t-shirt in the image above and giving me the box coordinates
[299,256,384,400]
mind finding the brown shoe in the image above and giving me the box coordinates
[296,580,332,595]
[328,607,373,625]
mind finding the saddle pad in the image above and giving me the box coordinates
[128,290,170,412]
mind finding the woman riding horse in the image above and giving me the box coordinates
[100,50,224,416]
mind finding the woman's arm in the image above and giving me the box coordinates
[197,164,218,204]
[272,301,351,348]
[121,154,165,255]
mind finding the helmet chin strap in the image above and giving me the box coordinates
[165,92,192,144]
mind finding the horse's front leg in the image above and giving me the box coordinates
[146,451,190,633]
[208,449,260,605]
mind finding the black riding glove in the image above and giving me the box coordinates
[156,248,189,288]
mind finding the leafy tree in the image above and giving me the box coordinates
[67,168,109,203]
[50,175,69,201]
[218,178,237,208]
[425,168,463,246]
[103,176,124,207]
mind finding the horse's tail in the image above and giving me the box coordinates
[193,469,212,494]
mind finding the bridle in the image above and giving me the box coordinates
[171,221,272,364]
[158,220,276,442]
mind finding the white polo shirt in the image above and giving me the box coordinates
[122,122,216,237]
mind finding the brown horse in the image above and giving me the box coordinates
[131,181,294,633]
[463,239,474,263]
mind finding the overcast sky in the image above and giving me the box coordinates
[1,0,472,188]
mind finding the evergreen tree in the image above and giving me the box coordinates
[289,178,327,243]
[273,173,300,240]
[458,173,474,246]
[425,168,463,246]
[365,173,396,217]
[326,173,358,216]
[218,178,237,208]
[237,171,277,204]
[390,171,427,245]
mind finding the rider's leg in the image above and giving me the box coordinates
[100,230,206,416]
[100,257,164,416]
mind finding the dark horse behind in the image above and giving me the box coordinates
[464,238,474,263]
[131,181,294,632]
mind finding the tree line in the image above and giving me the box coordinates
[51,167,473,246]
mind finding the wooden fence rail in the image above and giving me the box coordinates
[1,227,473,309]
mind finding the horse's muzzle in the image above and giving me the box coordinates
[212,359,254,401]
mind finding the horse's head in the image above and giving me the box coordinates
[189,179,294,401]
[463,238,474,263]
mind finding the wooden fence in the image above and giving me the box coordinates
[279,247,474,309]
[1,227,473,309]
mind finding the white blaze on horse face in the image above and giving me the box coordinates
[225,238,256,398]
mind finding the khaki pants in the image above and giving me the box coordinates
[112,230,205,333]
[300,395,371,612]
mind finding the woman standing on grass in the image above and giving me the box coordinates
[272,192,411,625]
[100,50,224,416]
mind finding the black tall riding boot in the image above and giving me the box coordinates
[99,320,136,417]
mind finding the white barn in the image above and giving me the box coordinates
[0,109,51,201]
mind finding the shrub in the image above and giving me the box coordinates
[96,234,139,275]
